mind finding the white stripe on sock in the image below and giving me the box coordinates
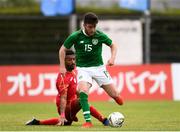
[83,111,90,115]
[86,118,91,121]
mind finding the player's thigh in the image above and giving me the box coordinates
[70,99,81,110]
[77,67,92,84]
[63,108,73,126]
[69,99,81,117]
[93,66,113,86]
[65,100,80,121]
[77,68,92,93]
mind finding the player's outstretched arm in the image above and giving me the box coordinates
[57,89,68,125]
[59,45,67,74]
[56,75,68,125]
[107,42,117,66]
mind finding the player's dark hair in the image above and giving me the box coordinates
[83,12,98,25]
[66,50,75,56]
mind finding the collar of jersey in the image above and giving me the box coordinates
[82,29,89,36]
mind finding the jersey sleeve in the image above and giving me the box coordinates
[56,73,69,95]
[101,33,112,46]
[63,32,77,49]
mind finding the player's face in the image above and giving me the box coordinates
[84,23,96,36]
[65,55,76,71]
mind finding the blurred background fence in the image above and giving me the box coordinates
[0,15,180,65]
[0,16,68,64]
[151,16,180,63]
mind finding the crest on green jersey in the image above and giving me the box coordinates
[92,39,98,45]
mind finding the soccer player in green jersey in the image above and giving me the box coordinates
[59,12,123,128]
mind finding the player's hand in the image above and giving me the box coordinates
[107,58,115,66]
[57,116,67,126]
[59,66,67,76]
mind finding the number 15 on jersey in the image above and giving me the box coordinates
[85,44,92,52]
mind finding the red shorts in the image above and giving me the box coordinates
[56,95,81,125]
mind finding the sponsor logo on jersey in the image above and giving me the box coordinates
[92,39,98,45]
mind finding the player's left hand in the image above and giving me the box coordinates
[107,58,115,66]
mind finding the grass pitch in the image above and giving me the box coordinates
[0,101,180,131]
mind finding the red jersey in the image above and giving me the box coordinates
[56,71,77,102]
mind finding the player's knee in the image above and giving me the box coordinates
[77,82,90,94]
[78,88,88,94]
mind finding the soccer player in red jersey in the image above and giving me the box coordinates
[26,50,109,126]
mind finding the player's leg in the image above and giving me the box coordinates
[94,66,123,105]
[78,81,93,127]
[39,118,59,125]
[26,117,59,125]
[77,67,92,127]
[102,83,123,105]
[77,67,93,127]
[26,118,40,125]
[90,106,109,126]
[68,98,81,122]
[35,95,61,125]
[26,95,61,125]
[69,98,109,126]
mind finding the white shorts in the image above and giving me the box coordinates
[77,65,113,86]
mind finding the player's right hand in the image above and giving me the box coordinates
[59,66,67,76]
[107,58,115,66]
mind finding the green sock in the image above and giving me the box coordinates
[79,92,91,122]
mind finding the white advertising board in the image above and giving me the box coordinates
[171,63,180,100]
[98,20,143,65]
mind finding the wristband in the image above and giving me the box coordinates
[61,112,65,118]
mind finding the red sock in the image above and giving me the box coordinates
[40,118,59,125]
[90,106,104,122]
[114,96,123,105]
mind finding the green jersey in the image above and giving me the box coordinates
[64,29,112,67]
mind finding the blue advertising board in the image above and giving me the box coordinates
[119,0,149,11]
[41,0,75,16]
